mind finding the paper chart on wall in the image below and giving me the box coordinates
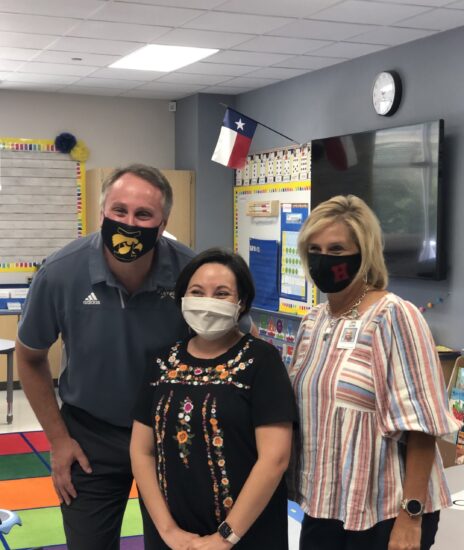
[0,138,86,274]
[234,181,315,316]
[280,203,309,315]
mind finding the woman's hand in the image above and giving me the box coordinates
[388,512,422,550]
[161,526,200,550]
[187,532,232,550]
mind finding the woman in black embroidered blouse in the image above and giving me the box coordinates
[131,248,296,550]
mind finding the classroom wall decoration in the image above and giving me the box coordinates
[0,137,86,273]
[234,143,315,317]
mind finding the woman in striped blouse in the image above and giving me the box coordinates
[288,195,460,550]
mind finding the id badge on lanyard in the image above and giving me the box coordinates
[336,319,362,349]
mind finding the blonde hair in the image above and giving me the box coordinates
[297,195,388,289]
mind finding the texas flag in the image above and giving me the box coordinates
[211,108,258,169]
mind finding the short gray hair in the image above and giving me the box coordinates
[100,164,173,219]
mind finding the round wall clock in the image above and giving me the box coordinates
[372,70,402,116]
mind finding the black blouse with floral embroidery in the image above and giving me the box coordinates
[134,334,296,549]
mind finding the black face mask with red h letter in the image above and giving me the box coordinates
[307,253,362,293]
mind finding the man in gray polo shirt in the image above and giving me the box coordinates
[16,164,194,549]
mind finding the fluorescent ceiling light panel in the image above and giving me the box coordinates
[109,44,218,71]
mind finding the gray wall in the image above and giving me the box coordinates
[235,25,464,348]
[0,90,175,169]
[176,25,464,347]
[176,93,236,252]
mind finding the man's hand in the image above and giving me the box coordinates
[50,436,92,505]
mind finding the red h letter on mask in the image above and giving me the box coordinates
[331,263,350,282]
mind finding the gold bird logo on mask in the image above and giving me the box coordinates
[111,228,143,259]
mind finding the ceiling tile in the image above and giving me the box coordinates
[0,0,106,18]
[91,3,201,26]
[49,37,142,56]
[311,0,429,25]
[182,12,294,34]
[222,75,278,88]
[157,72,230,85]
[32,50,120,66]
[244,66,312,79]
[151,28,251,49]
[0,46,41,61]
[202,50,291,66]
[59,86,122,96]
[0,13,79,35]
[16,61,98,77]
[0,81,60,92]
[312,41,385,58]
[115,0,225,8]
[72,77,145,89]
[368,0,452,6]
[213,0,341,18]
[232,36,331,55]
[135,81,207,99]
[0,59,23,70]
[347,26,435,45]
[3,73,80,84]
[68,20,170,42]
[200,84,253,94]
[120,88,183,99]
[0,0,462,99]
[89,67,164,81]
[274,54,346,70]
[0,32,58,49]
[397,7,464,29]
[178,62,256,76]
[268,19,379,41]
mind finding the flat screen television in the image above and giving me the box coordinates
[311,120,446,280]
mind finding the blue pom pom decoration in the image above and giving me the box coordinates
[55,132,77,153]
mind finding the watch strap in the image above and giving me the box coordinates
[218,521,241,544]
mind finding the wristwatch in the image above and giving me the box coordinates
[217,521,241,544]
[400,498,425,517]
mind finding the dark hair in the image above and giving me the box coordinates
[100,164,173,218]
[175,248,255,318]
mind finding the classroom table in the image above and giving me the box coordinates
[0,338,15,424]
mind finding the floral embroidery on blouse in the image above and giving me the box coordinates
[202,393,233,522]
[154,338,253,389]
[154,390,173,501]
[174,397,195,468]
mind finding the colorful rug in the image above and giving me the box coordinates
[0,431,144,549]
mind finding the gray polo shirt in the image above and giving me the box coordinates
[18,232,195,427]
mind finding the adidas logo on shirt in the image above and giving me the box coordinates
[82,292,100,305]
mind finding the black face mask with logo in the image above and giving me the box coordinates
[307,252,362,293]
[101,217,160,263]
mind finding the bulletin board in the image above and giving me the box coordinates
[234,181,316,316]
[0,138,86,273]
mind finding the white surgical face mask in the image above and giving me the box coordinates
[181,296,241,341]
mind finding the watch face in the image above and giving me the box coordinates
[372,71,402,116]
[218,521,232,538]
[406,499,423,516]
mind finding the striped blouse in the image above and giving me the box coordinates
[288,293,460,531]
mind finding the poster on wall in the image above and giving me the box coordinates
[279,203,310,315]
[249,238,280,311]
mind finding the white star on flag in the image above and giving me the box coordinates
[235,119,245,131]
